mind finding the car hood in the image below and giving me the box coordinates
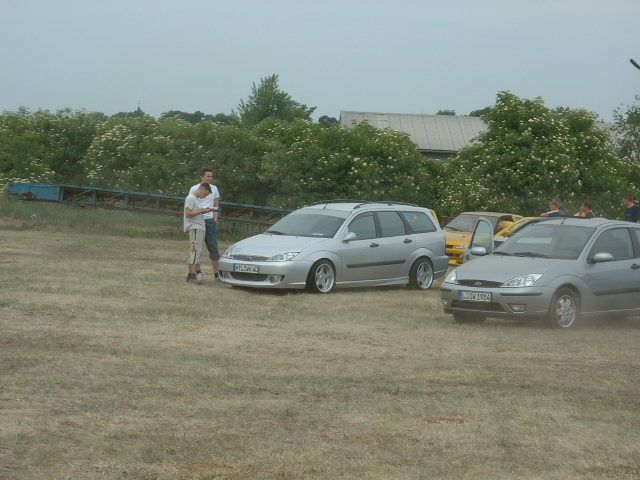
[228,234,330,257]
[445,230,472,245]
[456,255,574,283]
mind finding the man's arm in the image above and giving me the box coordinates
[185,207,211,218]
[213,196,220,222]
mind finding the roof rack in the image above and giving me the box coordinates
[305,199,420,209]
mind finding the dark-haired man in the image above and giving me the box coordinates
[623,193,640,223]
[190,168,221,281]
[184,183,214,283]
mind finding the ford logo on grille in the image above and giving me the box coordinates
[474,281,482,286]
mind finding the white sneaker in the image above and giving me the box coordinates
[195,272,203,284]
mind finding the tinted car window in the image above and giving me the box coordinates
[348,213,377,240]
[471,220,493,250]
[633,229,640,256]
[266,213,346,238]
[495,224,594,259]
[401,211,436,233]
[445,214,501,233]
[589,228,634,260]
[377,211,406,237]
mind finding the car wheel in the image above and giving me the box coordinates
[453,312,485,324]
[306,260,336,293]
[548,288,579,328]
[409,257,434,290]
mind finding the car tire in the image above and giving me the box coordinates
[453,312,485,324]
[409,257,434,290]
[306,260,336,294]
[547,288,579,328]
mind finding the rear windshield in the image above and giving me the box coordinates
[495,224,595,259]
[265,213,346,238]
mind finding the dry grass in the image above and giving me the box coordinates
[1,223,640,479]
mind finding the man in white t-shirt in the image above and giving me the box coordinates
[184,183,214,284]
[189,168,221,280]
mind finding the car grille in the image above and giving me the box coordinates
[457,280,503,288]
[451,300,505,312]
[230,273,269,281]
[230,254,268,261]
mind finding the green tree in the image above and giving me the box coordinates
[0,108,104,187]
[318,115,339,128]
[234,74,316,127]
[257,119,442,208]
[436,109,456,116]
[469,106,492,117]
[613,94,640,163]
[442,91,628,216]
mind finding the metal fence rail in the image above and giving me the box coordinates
[7,182,290,235]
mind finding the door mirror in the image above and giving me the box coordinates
[592,252,614,263]
[469,246,488,256]
[343,231,357,242]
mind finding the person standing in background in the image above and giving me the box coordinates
[623,193,640,223]
[575,200,594,218]
[190,168,221,281]
[184,183,213,284]
[540,197,568,218]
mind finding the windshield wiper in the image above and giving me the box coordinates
[511,251,549,258]
[445,226,460,232]
[265,230,286,235]
[492,251,514,256]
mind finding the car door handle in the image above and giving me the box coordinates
[370,242,380,248]
[632,263,640,270]
[403,238,412,243]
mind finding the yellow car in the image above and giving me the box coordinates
[494,216,542,245]
[444,212,522,265]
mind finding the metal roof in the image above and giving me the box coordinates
[340,111,487,153]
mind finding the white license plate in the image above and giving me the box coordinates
[233,264,260,273]
[459,291,492,302]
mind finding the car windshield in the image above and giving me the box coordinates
[445,214,499,233]
[503,218,538,236]
[494,224,595,259]
[265,212,346,238]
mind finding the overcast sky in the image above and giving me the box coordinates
[1,0,638,121]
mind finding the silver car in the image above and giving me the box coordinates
[219,201,448,293]
[441,217,640,328]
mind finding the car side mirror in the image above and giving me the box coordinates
[592,252,614,263]
[343,232,357,242]
[469,246,487,256]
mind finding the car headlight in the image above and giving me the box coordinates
[266,251,301,262]
[501,274,543,288]
[221,246,235,258]
[444,270,458,284]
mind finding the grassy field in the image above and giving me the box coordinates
[1,201,640,479]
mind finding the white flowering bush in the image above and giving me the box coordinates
[0,108,103,189]
[257,119,443,208]
[442,92,630,217]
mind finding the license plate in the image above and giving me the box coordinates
[233,264,260,273]
[459,291,491,302]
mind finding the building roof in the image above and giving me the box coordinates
[340,110,617,154]
[340,111,487,153]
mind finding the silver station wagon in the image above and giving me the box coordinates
[219,201,448,293]
[441,217,640,328]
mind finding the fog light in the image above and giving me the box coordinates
[441,299,448,307]
[509,304,526,313]
[269,275,283,284]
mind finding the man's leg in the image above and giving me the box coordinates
[187,229,204,283]
[204,219,220,277]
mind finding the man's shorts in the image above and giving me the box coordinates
[188,229,205,265]
[204,219,220,260]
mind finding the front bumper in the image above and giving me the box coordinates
[218,257,312,289]
[440,284,552,320]
[446,246,467,266]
